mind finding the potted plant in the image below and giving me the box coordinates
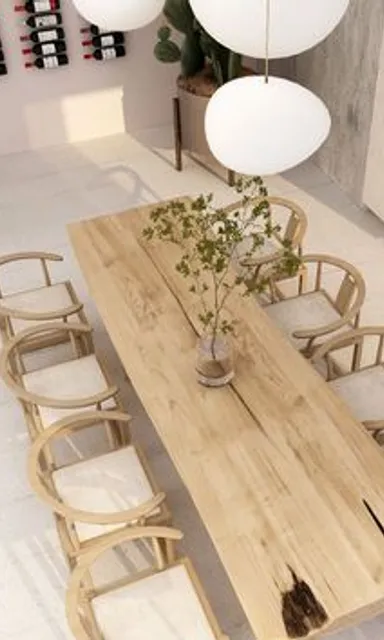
[143,176,300,387]
[154,0,245,182]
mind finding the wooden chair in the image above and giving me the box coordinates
[0,322,125,448]
[264,254,366,356]
[28,410,172,565]
[312,327,384,444]
[0,252,90,353]
[66,525,229,640]
[229,196,307,279]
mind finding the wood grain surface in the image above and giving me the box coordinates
[69,200,384,640]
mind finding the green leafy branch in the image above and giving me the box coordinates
[143,177,301,345]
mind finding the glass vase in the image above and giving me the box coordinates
[196,334,234,387]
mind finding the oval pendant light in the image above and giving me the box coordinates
[190,0,350,58]
[73,0,165,31]
[205,76,331,176]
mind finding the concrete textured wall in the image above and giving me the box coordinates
[290,0,384,201]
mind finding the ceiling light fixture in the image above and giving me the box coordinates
[190,0,350,59]
[72,0,165,31]
[204,0,331,176]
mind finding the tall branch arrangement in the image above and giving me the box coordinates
[143,177,300,347]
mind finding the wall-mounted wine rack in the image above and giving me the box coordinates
[0,24,8,77]
[80,24,126,62]
[15,0,69,70]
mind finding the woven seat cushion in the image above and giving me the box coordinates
[92,563,217,640]
[265,291,348,349]
[236,236,282,265]
[53,446,158,542]
[1,282,79,333]
[22,354,115,428]
[329,366,384,424]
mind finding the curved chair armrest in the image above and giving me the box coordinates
[363,420,384,433]
[293,306,362,341]
[3,379,119,410]
[301,252,365,276]
[0,251,63,266]
[0,301,83,322]
[0,322,117,409]
[310,327,378,364]
[28,411,167,526]
[66,526,184,640]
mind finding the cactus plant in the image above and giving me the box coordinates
[154,0,243,86]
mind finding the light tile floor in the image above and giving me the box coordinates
[0,130,383,640]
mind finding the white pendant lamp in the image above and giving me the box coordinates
[204,0,331,176]
[190,0,350,59]
[205,76,331,175]
[72,0,165,31]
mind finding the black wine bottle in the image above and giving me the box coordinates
[0,63,7,76]
[25,53,68,69]
[80,25,108,36]
[0,50,4,63]
[82,32,124,48]
[84,45,125,61]
[25,12,62,28]
[22,39,66,56]
[15,0,60,13]
[20,27,65,43]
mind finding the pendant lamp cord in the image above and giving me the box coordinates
[265,0,270,83]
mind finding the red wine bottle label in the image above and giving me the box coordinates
[101,47,117,60]
[37,29,58,42]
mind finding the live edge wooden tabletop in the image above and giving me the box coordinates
[69,199,384,640]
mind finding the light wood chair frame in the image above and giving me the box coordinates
[265,253,366,356]
[0,252,91,354]
[227,196,308,275]
[0,322,126,449]
[312,326,384,441]
[28,410,172,565]
[66,525,229,640]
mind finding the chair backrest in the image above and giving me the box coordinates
[28,409,165,528]
[0,251,63,297]
[66,526,184,640]
[312,327,384,381]
[0,322,118,409]
[225,195,308,249]
[301,254,366,316]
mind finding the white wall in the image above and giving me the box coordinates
[0,0,178,155]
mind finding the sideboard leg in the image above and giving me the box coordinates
[228,169,236,186]
[173,97,183,172]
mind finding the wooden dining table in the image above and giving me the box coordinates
[69,199,384,640]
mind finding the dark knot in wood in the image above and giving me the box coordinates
[282,567,328,638]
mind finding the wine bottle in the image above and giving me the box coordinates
[80,25,108,36]
[25,12,62,28]
[22,40,66,56]
[25,53,68,69]
[82,32,124,48]
[0,63,7,76]
[20,27,65,43]
[15,0,60,13]
[0,50,4,63]
[84,45,125,61]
